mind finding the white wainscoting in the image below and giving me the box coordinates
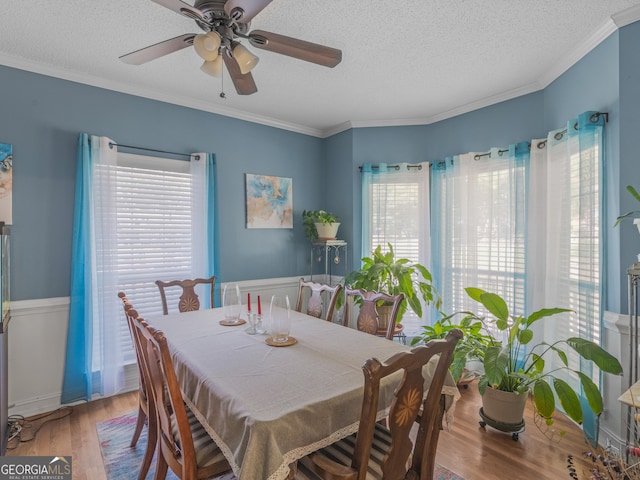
[7,276,316,417]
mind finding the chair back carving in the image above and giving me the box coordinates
[155,275,216,315]
[309,329,462,480]
[295,278,343,322]
[344,287,404,340]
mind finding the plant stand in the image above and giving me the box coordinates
[479,408,526,441]
[310,240,347,286]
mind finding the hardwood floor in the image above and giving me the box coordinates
[7,384,592,480]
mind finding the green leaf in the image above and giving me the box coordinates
[517,327,533,345]
[527,308,572,326]
[565,338,623,374]
[552,378,582,424]
[465,287,487,303]
[577,371,604,416]
[479,292,509,322]
[477,376,489,395]
[533,379,555,419]
[407,294,423,318]
[483,345,509,387]
[627,185,640,203]
[450,353,467,384]
[414,263,432,282]
[530,353,544,374]
[546,344,568,367]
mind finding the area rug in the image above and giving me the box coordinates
[97,412,465,480]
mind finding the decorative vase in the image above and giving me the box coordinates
[314,222,340,240]
[481,387,527,425]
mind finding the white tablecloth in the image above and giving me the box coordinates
[148,308,459,480]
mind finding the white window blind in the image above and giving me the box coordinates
[94,153,201,367]
[434,152,526,319]
[362,163,430,335]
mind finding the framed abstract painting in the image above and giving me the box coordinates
[0,143,12,225]
[245,173,293,228]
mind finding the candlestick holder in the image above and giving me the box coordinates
[245,312,257,335]
[254,313,266,334]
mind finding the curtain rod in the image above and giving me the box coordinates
[358,163,423,172]
[108,142,197,160]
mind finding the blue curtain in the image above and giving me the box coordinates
[206,153,221,307]
[61,133,99,404]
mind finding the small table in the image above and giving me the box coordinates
[148,307,459,480]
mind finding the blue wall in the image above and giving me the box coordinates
[0,65,325,300]
[543,31,624,312]
[327,27,635,315]
[3,19,638,314]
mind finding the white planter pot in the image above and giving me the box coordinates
[481,387,527,425]
[315,222,340,240]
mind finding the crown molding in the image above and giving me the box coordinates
[320,121,354,138]
[5,6,640,140]
[612,4,640,27]
[344,82,542,132]
[538,17,619,88]
[0,53,325,138]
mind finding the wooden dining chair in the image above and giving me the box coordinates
[295,278,343,322]
[131,311,232,480]
[298,329,463,480]
[343,287,405,340]
[155,275,216,315]
[117,292,156,480]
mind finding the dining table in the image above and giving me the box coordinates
[147,306,460,480]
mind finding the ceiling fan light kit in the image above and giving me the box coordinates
[194,31,221,61]
[120,0,342,95]
[200,57,223,77]
[232,43,259,74]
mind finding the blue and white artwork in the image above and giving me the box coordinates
[245,173,293,228]
[0,143,12,225]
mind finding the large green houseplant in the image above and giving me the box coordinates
[412,312,492,385]
[462,287,622,428]
[339,243,441,323]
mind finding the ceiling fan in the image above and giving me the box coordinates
[120,0,342,95]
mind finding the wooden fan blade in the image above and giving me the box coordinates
[120,34,195,65]
[222,51,258,95]
[224,0,272,22]
[248,30,342,68]
[151,0,208,22]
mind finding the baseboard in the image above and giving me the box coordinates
[598,425,627,451]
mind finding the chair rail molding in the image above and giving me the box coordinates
[7,276,316,417]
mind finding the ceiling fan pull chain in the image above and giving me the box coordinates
[220,64,226,99]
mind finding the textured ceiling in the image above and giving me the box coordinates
[2,0,640,137]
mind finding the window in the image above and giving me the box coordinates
[431,147,528,319]
[361,163,430,335]
[62,135,215,403]
[94,153,207,368]
[530,115,604,386]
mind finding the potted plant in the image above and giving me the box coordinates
[460,287,622,432]
[302,210,340,241]
[339,243,441,327]
[411,312,492,386]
